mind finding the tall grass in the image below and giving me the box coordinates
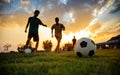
[0,49,120,75]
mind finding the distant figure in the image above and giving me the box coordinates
[51,17,65,52]
[72,36,76,46]
[25,10,47,51]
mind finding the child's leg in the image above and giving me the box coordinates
[26,38,31,48]
[56,38,61,52]
[35,40,39,51]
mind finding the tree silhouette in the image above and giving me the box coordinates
[4,43,11,51]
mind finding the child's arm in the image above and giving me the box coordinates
[62,24,65,31]
[51,25,54,38]
[42,24,47,27]
[39,19,47,27]
[25,18,30,33]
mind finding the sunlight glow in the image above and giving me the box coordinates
[75,30,92,39]
[63,30,93,42]
[38,27,94,50]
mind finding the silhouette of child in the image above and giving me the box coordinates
[51,17,65,52]
[25,10,47,52]
[72,36,77,46]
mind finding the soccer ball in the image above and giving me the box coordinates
[24,48,31,53]
[74,37,96,57]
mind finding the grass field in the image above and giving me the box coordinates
[0,49,120,75]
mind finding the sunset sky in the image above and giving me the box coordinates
[0,0,120,51]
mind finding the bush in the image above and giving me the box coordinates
[43,40,52,52]
[63,43,73,51]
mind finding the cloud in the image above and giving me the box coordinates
[0,13,30,28]
[20,0,33,13]
[59,0,68,5]
[21,0,30,8]
[98,0,105,5]
[0,0,120,44]
[93,23,120,43]
[0,14,16,27]
[109,23,120,33]
[87,0,115,30]
[0,0,11,3]
[62,12,75,24]
[89,23,101,33]
[110,3,120,13]
[94,22,120,39]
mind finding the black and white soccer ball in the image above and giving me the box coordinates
[74,37,96,57]
[24,48,32,54]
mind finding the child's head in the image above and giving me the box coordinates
[55,17,59,23]
[34,10,40,17]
